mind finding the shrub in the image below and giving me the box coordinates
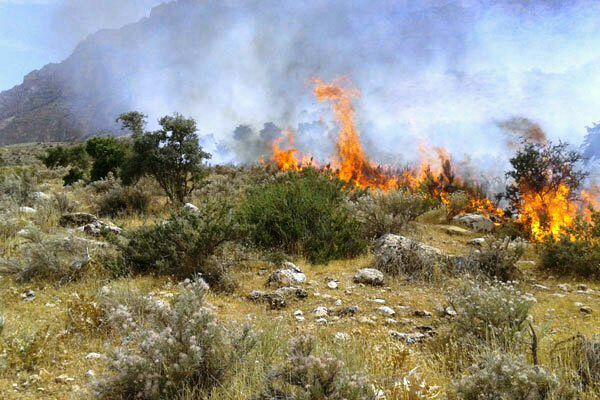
[258,335,377,400]
[40,144,89,170]
[97,184,152,217]
[373,235,445,280]
[539,211,600,278]
[553,334,600,391]
[445,191,469,220]
[0,168,38,204]
[454,352,573,400]
[15,237,92,284]
[447,279,534,349]
[63,167,86,186]
[86,137,130,181]
[0,326,51,373]
[93,277,255,400]
[464,237,526,280]
[238,169,366,264]
[122,200,237,290]
[348,190,435,239]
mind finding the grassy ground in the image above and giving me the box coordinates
[0,144,598,399]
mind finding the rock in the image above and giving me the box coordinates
[359,316,376,325]
[267,263,306,287]
[468,238,486,246]
[85,352,102,360]
[60,213,99,227]
[385,318,398,325]
[54,375,75,384]
[334,332,350,342]
[580,306,593,315]
[368,298,386,304]
[183,203,199,213]
[558,284,570,292]
[81,220,122,236]
[21,290,35,302]
[389,331,427,344]
[315,318,328,325]
[453,213,494,232]
[440,225,471,236]
[293,310,305,322]
[532,284,550,291]
[248,290,268,301]
[334,299,343,306]
[336,306,359,317]
[414,310,432,318]
[313,306,328,318]
[576,284,589,292]
[273,286,308,300]
[377,306,396,316]
[353,268,384,286]
[19,206,37,214]
[85,370,95,379]
[327,281,339,289]
[373,234,445,275]
[31,192,51,201]
[444,306,457,317]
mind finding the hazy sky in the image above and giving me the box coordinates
[0,0,162,90]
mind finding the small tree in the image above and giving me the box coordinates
[85,137,128,181]
[118,112,211,203]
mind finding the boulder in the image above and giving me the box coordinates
[468,238,486,246]
[389,331,427,344]
[31,192,51,201]
[60,212,99,227]
[267,262,306,287]
[453,213,494,232]
[183,203,199,213]
[439,225,471,236]
[81,220,122,236]
[353,268,384,286]
[373,234,445,277]
[19,206,37,214]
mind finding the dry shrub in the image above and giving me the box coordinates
[0,326,51,373]
[453,351,575,400]
[97,184,152,217]
[445,191,469,220]
[258,335,377,400]
[463,237,526,281]
[93,276,255,400]
[553,334,600,393]
[348,190,436,240]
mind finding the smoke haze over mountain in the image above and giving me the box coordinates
[2,0,600,171]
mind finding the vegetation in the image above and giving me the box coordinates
[238,169,366,264]
[464,237,526,280]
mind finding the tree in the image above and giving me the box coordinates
[504,140,587,214]
[119,112,211,203]
[85,137,128,181]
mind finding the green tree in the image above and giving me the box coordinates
[85,137,128,181]
[118,112,211,203]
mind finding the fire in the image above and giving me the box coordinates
[271,130,303,172]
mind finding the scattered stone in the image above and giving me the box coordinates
[85,352,102,360]
[532,284,550,291]
[336,306,359,317]
[31,192,51,201]
[334,299,343,306]
[249,290,267,301]
[416,325,435,334]
[183,203,199,213]
[576,284,589,292]
[468,238,486,246]
[385,318,398,325]
[334,332,350,342]
[373,234,448,275]
[327,281,339,290]
[444,306,457,317]
[558,284,570,292]
[59,212,98,227]
[85,370,95,379]
[552,293,566,298]
[294,310,305,322]
[353,268,384,286]
[21,290,35,302]
[81,220,122,236]
[267,262,306,287]
[313,306,328,318]
[359,316,376,325]
[580,306,593,315]
[389,331,427,344]
[273,286,308,300]
[315,318,328,325]
[414,310,432,318]
[19,206,37,214]
[368,298,386,304]
[453,213,494,232]
[55,375,75,384]
[440,225,471,236]
[377,306,396,316]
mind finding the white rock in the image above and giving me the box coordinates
[313,306,328,318]
[31,192,51,201]
[315,318,328,325]
[334,332,350,342]
[453,213,494,232]
[85,352,102,360]
[85,370,95,379]
[334,299,343,306]
[369,298,386,304]
[353,268,384,286]
[327,281,338,289]
[19,206,37,214]
[267,263,306,287]
[183,203,199,213]
[558,284,570,292]
[377,306,396,316]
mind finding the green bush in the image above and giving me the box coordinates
[445,191,469,220]
[63,167,86,186]
[539,212,600,279]
[258,335,377,400]
[85,137,129,181]
[97,184,152,217]
[348,189,435,239]
[122,201,237,290]
[238,169,366,264]
[93,277,255,399]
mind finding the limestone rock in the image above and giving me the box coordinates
[353,268,384,286]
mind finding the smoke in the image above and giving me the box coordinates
[496,117,547,149]
[45,0,600,169]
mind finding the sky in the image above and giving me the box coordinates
[0,0,161,90]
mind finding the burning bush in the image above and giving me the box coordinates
[237,168,366,264]
[539,210,600,278]
[504,140,589,241]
